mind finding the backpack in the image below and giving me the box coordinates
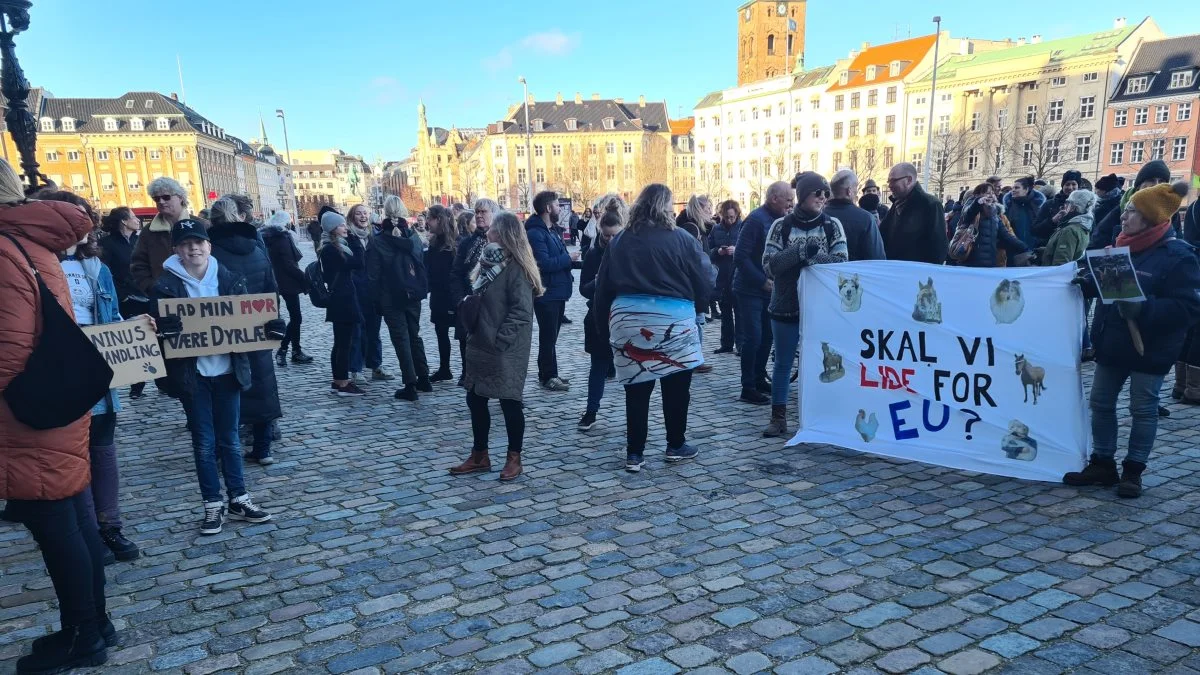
[948,220,979,263]
[305,260,331,308]
[0,232,114,430]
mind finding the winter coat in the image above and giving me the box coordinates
[72,257,124,416]
[676,213,716,306]
[525,214,574,303]
[451,230,488,304]
[306,221,323,253]
[130,211,199,293]
[958,203,1028,268]
[824,198,886,261]
[0,201,96,501]
[1001,190,1046,249]
[880,184,947,265]
[763,210,849,321]
[349,229,375,318]
[366,221,427,311]
[732,205,782,297]
[1042,214,1092,266]
[1092,233,1200,376]
[1032,191,1070,247]
[707,220,742,294]
[1185,200,1200,247]
[462,263,534,401]
[579,239,609,355]
[262,224,307,296]
[1093,188,1123,232]
[208,221,282,424]
[151,262,254,395]
[425,244,456,326]
[320,236,365,324]
[98,229,140,311]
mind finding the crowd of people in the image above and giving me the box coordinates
[0,150,1198,672]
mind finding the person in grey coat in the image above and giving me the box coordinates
[449,212,544,482]
[827,169,886,261]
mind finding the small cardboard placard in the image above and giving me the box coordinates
[158,293,280,359]
[82,316,167,387]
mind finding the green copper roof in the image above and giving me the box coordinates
[914,25,1137,83]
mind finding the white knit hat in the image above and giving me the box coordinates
[1066,189,1097,214]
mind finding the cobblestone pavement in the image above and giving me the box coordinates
[2,257,1199,675]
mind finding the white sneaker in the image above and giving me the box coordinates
[228,494,272,523]
[542,377,570,391]
[350,372,368,386]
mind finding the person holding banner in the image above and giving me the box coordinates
[153,219,276,534]
[1065,182,1200,498]
[762,172,848,438]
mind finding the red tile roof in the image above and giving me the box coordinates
[669,119,695,136]
[826,34,938,92]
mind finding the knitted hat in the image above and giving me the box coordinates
[320,211,347,234]
[1130,182,1189,225]
[1134,159,1172,188]
[1066,189,1097,214]
[1095,174,1120,193]
[1061,170,1082,186]
[792,171,830,201]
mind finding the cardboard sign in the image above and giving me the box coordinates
[158,293,280,359]
[787,261,1088,483]
[82,317,166,387]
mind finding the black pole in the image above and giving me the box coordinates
[0,1,39,192]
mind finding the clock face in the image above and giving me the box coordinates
[778,2,787,15]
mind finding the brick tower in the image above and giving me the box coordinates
[737,0,806,85]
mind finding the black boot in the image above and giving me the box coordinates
[1063,455,1119,486]
[32,616,118,654]
[415,376,433,393]
[275,349,287,368]
[1118,460,1146,498]
[291,349,314,364]
[99,527,140,561]
[430,368,453,382]
[17,623,107,673]
[394,384,418,402]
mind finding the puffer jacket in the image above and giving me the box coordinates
[1002,189,1046,249]
[366,220,427,309]
[98,229,139,310]
[958,202,1028,268]
[261,224,307,296]
[525,214,574,303]
[1042,214,1092,266]
[320,236,365,324]
[0,200,96,501]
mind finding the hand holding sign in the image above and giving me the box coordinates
[158,293,281,359]
[81,316,167,387]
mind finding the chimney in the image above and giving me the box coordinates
[591,93,600,101]
[555,92,563,106]
[860,41,870,51]
[614,97,624,104]
[1114,17,1126,29]
[527,93,535,105]
[574,92,582,104]
[638,95,645,108]
[1018,37,1026,46]
[170,92,178,101]
[959,38,971,55]
[1032,35,1042,44]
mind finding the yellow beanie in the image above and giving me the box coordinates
[1130,181,1189,226]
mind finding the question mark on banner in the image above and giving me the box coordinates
[961,409,981,440]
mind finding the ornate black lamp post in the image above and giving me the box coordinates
[0,0,43,191]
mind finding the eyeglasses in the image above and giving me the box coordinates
[886,176,912,185]
[151,194,176,202]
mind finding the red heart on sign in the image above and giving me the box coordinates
[252,299,266,313]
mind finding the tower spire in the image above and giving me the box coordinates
[258,113,269,145]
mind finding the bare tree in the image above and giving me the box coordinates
[1016,107,1092,181]
[698,161,728,202]
[845,135,886,185]
[563,144,600,206]
[398,184,425,213]
[636,133,671,188]
[927,123,982,198]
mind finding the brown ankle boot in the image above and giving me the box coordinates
[1172,362,1187,399]
[762,405,788,438]
[499,451,522,481]
[449,450,491,475]
[1184,366,1200,404]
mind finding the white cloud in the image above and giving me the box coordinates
[482,30,579,72]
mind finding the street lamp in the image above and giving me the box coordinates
[0,1,43,191]
[275,108,298,217]
[922,16,942,191]
[518,76,535,212]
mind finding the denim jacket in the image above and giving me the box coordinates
[77,257,123,415]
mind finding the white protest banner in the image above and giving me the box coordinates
[788,261,1088,482]
[82,316,166,387]
[158,293,280,359]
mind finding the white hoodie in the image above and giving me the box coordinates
[162,254,233,377]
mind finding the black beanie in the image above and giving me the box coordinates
[1062,170,1082,185]
[792,171,830,202]
[1095,173,1120,193]
[1135,159,1172,188]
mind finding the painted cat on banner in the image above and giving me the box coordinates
[789,261,1088,482]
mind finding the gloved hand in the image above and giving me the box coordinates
[1070,270,1100,300]
[1116,300,1143,320]
[264,318,287,341]
[156,314,183,338]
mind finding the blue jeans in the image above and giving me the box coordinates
[737,294,772,389]
[189,374,246,503]
[771,320,800,406]
[1089,363,1164,464]
[587,351,613,414]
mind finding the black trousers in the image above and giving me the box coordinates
[467,389,525,454]
[7,491,107,627]
[434,322,452,373]
[717,291,737,350]
[331,321,356,381]
[624,369,693,453]
[533,300,564,382]
[381,301,429,384]
[280,293,303,352]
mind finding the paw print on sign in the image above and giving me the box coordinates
[142,363,158,375]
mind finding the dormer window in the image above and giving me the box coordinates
[125,99,134,109]
[62,118,75,132]
[602,117,614,130]
[839,72,849,85]
[566,118,577,131]
[103,118,118,131]
[156,117,169,131]
[532,119,544,132]
[39,118,53,132]
[1127,76,1149,94]
[145,99,154,109]
[889,60,901,77]
[130,118,144,131]
[1169,70,1194,89]
[866,66,877,81]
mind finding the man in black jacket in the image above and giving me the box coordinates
[261,213,312,365]
[828,170,886,261]
[859,179,889,223]
[880,163,947,264]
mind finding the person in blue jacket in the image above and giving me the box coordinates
[732,181,794,405]
[525,191,579,391]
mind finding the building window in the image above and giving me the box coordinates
[623,141,633,153]
[778,103,785,115]
[103,118,118,131]
[832,153,842,172]
[602,142,613,154]
[752,134,758,148]
[763,131,771,146]
[517,168,527,183]
[67,151,80,161]
[1025,105,1038,125]
[764,106,772,119]
[1050,76,1067,87]
[912,117,925,137]
[97,150,110,161]
[970,112,981,132]
[1110,142,1124,165]
[811,97,820,110]
[885,115,895,134]
[1151,139,1166,160]
[738,162,745,178]
[993,145,1004,172]
[1130,141,1145,163]
[39,118,53,132]
[175,148,187,160]
[45,150,59,161]
[794,128,802,142]
[886,87,897,104]
[1048,100,1064,122]
[494,145,503,158]
[966,149,978,171]
[1075,136,1091,162]
[834,95,844,112]
[536,119,547,131]
[850,93,860,110]
[811,124,818,139]
[794,100,802,113]
[726,162,733,180]
[516,145,525,158]
[1134,107,1148,125]
[911,152,923,174]
[122,150,135,160]
[148,149,161,160]
[739,135,746,149]
[848,120,859,137]
[866,118,877,135]
[130,118,144,131]
[884,147,894,167]
[156,118,170,131]
[534,144,543,157]
[552,144,562,156]
[868,90,878,107]
[1173,137,1188,161]
[1083,72,1099,83]
[1155,106,1169,124]
[1046,139,1060,164]
[938,115,950,135]
[1127,76,1149,94]
[1022,142,1033,166]
[566,118,578,131]
[833,122,843,139]
[793,157,802,173]
[1080,96,1095,120]
[997,109,1008,129]
[536,168,545,182]
[1169,71,1194,89]
[62,118,76,132]
[101,174,113,191]
[1114,109,1128,127]
[1180,102,1193,122]
[750,160,758,177]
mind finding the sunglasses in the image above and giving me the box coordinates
[151,194,177,202]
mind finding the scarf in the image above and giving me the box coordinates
[1116,221,1172,254]
[350,223,372,244]
[471,243,508,295]
[321,233,352,256]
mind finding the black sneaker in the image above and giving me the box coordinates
[291,349,314,364]
[99,527,140,561]
[626,452,645,473]
[16,625,107,674]
[740,388,770,405]
[666,443,699,462]
[755,379,772,394]
[200,501,224,535]
[275,351,287,368]
[714,346,735,354]
[228,494,272,523]
[578,411,597,431]
[33,616,118,654]
[415,377,433,393]
[430,369,453,382]
[394,384,419,401]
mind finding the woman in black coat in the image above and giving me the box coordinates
[208,196,283,464]
[319,211,366,396]
[424,205,458,382]
[99,206,148,397]
[577,196,627,432]
[261,212,312,366]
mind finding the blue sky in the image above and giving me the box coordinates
[19,2,1199,161]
